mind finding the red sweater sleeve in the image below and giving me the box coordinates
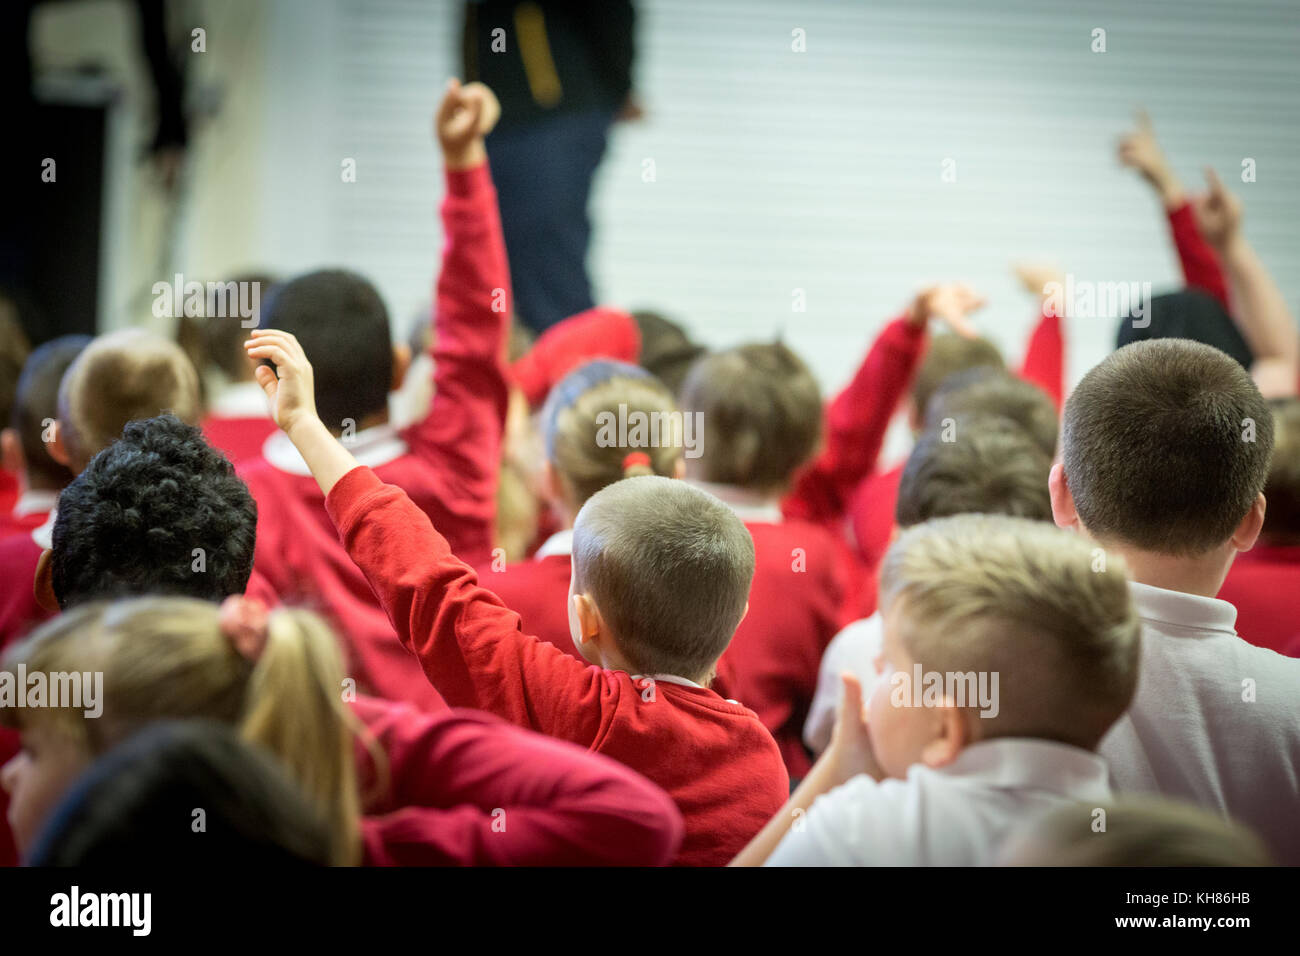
[1167,200,1230,309]
[351,700,682,866]
[326,466,613,745]
[1018,301,1065,410]
[403,163,512,542]
[510,306,642,408]
[783,315,927,525]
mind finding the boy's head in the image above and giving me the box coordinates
[1115,288,1253,370]
[871,514,1141,778]
[1,335,90,491]
[569,476,755,682]
[202,273,277,386]
[895,415,1053,527]
[55,329,201,474]
[908,333,1004,429]
[1054,339,1273,557]
[259,269,403,431]
[631,309,706,397]
[679,343,821,493]
[40,414,256,610]
[1260,398,1300,546]
[925,368,1058,457]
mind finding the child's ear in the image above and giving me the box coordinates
[48,421,72,469]
[1,427,24,476]
[390,343,412,392]
[920,704,966,768]
[34,549,59,612]
[1048,462,1079,532]
[570,592,603,645]
[1230,492,1267,553]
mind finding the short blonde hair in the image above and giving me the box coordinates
[879,514,1141,748]
[57,329,201,471]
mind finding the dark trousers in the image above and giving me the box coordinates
[486,108,616,333]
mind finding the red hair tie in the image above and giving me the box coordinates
[622,451,652,473]
[219,595,270,662]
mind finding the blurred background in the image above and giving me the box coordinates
[7,0,1300,392]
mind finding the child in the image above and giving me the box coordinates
[0,329,201,646]
[481,360,681,660]
[1,596,684,867]
[0,335,88,541]
[236,80,511,712]
[805,416,1054,754]
[244,327,788,865]
[923,368,1059,457]
[1051,337,1300,864]
[1216,398,1300,655]
[734,514,1141,866]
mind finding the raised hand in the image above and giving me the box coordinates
[436,78,501,170]
[1191,167,1243,250]
[825,672,885,785]
[908,283,987,338]
[1118,110,1183,208]
[245,329,319,434]
[1012,261,1065,298]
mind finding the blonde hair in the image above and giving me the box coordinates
[1,597,362,865]
[547,368,681,507]
[57,329,202,471]
[879,514,1142,748]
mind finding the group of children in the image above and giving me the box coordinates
[0,85,1296,867]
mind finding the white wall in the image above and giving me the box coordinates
[244,0,1300,390]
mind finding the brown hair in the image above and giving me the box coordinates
[679,343,821,492]
[572,476,755,682]
[1061,340,1274,555]
[925,368,1058,457]
[880,514,1141,748]
[1261,398,1300,545]
[1,598,363,865]
[896,415,1053,526]
[909,333,1004,417]
[57,329,202,472]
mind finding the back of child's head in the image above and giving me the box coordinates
[51,414,256,609]
[25,719,333,867]
[631,309,706,397]
[1001,797,1272,866]
[201,273,277,385]
[1260,398,1300,545]
[543,360,681,507]
[1,596,360,864]
[896,415,1053,527]
[8,335,90,489]
[910,333,1004,419]
[259,269,392,430]
[1062,339,1274,555]
[880,514,1141,749]
[926,368,1058,457]
[57,328,201,473]
[679,342,821,492]
[572,476,755,681]
[1116,288,1253,370]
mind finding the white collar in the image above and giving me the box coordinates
[31,507,57,550]
[534,529,574,560]
[924,737,1111,801]
[630,672,705,690]
[208,381,270,419]
[262,424,409,476]
[1128,581,1238,636]
[12,489,60,518]
[687,480,784,524]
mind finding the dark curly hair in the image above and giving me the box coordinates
[51,414,257,608]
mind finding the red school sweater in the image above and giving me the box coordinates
[1216,544,1300,657]
[474,550,581,661]
[352,696,682,866]
[238,162,511,713]
[326,466,789,867]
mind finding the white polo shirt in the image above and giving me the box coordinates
[804,613,884,756]
[1099,581,1300,865]
[765,738,1111,866]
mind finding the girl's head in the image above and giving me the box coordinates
[0,596,360,864]
[541,361,684,524]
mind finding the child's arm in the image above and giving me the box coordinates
[246,331,609,740]
[1118,111,1230,307]
[784,285,986,526]
[1013,263,1066,409]
[510,306,642,409]
[353,702,683,866]
[1192,169,1300,397]
[731,673,883,866]
[405,80,513,564]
